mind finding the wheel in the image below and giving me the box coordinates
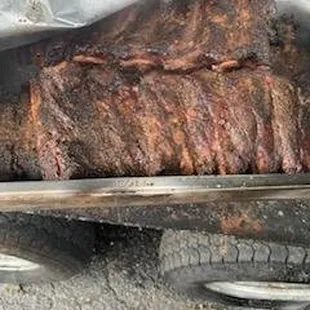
[0,212,95,284]
[159,230,310,309]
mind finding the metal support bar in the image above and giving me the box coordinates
[0,174,309,212]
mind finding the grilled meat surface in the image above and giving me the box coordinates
[0,0,309,181]
[37,0,275,71]
[34,64,305,179]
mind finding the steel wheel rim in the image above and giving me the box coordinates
[205,282,310,301]
[0,254,40,271]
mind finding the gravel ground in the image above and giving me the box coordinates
[0,225,218,310]
[1,224,309,310]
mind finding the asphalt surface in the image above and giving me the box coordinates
[0,225,217,310]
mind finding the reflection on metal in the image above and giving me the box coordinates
[0,174,309,212]
[205,282,310,301]
[0,254,39,272]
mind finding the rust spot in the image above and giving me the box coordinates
[220,213,263,235]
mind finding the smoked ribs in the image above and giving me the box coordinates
[0,0,309,181]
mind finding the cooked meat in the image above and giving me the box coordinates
[36,0,275,71]
[0,61,303,181]
[270,15,310,173]
[0,0,308,181]
[0,91,41,181]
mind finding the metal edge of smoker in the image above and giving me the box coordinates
[13,173,307,247]
[0,174,308,213]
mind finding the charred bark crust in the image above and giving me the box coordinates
[0,0,309,181]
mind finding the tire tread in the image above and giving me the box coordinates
[160,230,309,275]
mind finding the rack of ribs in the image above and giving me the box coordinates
[0,0,309,181]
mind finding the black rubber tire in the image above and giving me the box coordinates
[160,230,310,309]
[0,212,95,284]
